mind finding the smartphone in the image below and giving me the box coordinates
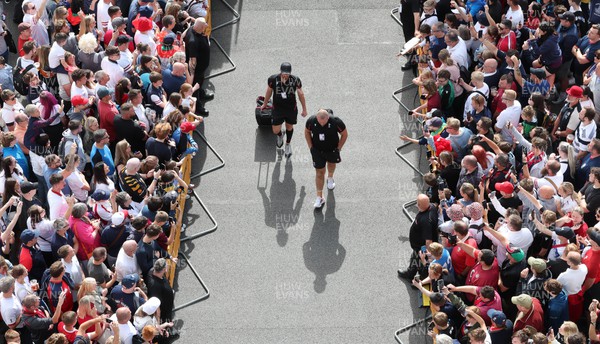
[421,245,427,253]
[437,279,445,291]
[489,191,496,199]
[414,276,421,283]
[478,30,483,39]
[106,318,113,323]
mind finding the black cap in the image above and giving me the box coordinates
[530,67,547,80]
[21,181,38,194]
[559,11,576,22]
[280,62,292,74]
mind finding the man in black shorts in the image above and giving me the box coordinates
[260,62,307,157]
[305,109,348,209]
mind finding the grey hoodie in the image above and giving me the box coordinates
[61,129,87,172]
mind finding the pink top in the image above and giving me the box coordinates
[68,216,101,261]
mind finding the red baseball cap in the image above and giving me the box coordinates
[71,95,88,107]
[495,181,514,194]
[180,121,197,133]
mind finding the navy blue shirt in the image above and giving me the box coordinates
[161,69,186,96]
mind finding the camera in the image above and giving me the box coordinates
[448,234,458,246]
[437,176,447,191]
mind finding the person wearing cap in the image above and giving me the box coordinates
[105,17,135,52]
[487,178,522,222]
[114,36,135,75]
[494,242,526,301]
[100,211,132,266]
[555,90,584,146]
[173,120,199,160]
[543,279,570,333]
[110,272,147,315]
[133,17,157,56]
[97,86,119,149]
[157,33,182,68]
[260,61,307,157]
[517,257,551,306]
[512,293,544,332]
[512,57,551,101]
[487,309,513,343]
[572,24,600,85]
[305,109,348,208]
[183,18,214,102]
[90,189,117,227]
[553,11,579,104]
[146,258,174,322]
[133,296,174,334]
[101,46,125,90]
[19,227,47,282]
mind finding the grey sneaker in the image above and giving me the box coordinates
[276,132,284,148]
[313,197,325,209]
[284,143,292,157]
[327,177,335,190]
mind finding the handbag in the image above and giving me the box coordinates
[4,30,16,54]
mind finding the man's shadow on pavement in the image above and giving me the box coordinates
[258,158,306,247]
[303,192,346,293]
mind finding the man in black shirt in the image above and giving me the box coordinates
[261,62,308,157]
[398,194,438,279]
[184,17,213,101]
[147,258,175,322]
[114,103,148,155]
[304,109,348,209]
[399,0,421,70]
[581,167,600,225]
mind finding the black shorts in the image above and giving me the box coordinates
[272,108,298,125]
[310,147,341,169]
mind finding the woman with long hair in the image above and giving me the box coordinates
[78,277,113,313]
[27,205,56,266]
[92,162,114,193]
[83,117,99,154]
[140,155,159,185]
[557,141,576,185]
[39,91,66,152]
[409,79,442,118]
[114,78,131,106]
[0,157,25,195]
[114,140,136,176]
[2,178,20,223]
[37,45,60,96]
[1,136,29,182]
[163,109,184,133]
[163,93,182,117]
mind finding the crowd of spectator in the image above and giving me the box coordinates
[396,0,600,342]
[0,0,212,342]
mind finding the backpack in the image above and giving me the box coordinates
[57,137,74,160]
[13,58,35,96]
[459,64,471,85]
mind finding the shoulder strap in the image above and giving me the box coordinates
[543,177,559,191]
[108,225,127,249]
[471,89,488,101]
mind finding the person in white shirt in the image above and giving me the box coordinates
[112,300,138,344]
[96,0,112,31]
[0,276,23,329]
[505,0,524,28]
[459,71,489,120]
[70,69,90,100]
[115,240,141,282]
[445,30,470,69]
[494,90,521,143]
[100,46,124,89]
[573,108,598,159]
[481,215,533,265]
[0,90,25,131]
[557,251,588,295]
[48,33,70,73]
[58,245,85,299]
[12,265,34,303]
[116,36,134,74]
[47,174,72,220]
[129,89,150,130]
[22,0,50,46]
[64,155,90,202]
[133,17,156,55]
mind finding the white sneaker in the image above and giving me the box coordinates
[284,143,292,157]
[276,133,284,148]
[313,197,325,209]
[327,177,335,190]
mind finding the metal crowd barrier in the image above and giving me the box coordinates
[165,0,238,313]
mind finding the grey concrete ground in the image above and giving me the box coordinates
[172,0,433,343]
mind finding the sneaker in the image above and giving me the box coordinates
[313,197,325,209]
[284,143,292,157]
[327,177,335,190]
[276,132,284,148]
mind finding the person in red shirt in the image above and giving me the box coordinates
[447,285,502,325]
[97,86,119,149]
[58,311,79,343]
[496,20,517,53]
[512,294,544,332]
[450,221,478,284]
[461,247,500,299]
[17,23,34,57]
[557,208,588,237]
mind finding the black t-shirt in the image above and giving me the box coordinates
[408,205,438,251]
[185,31,210,65]
[120,171,148,203]
[582,183,600,225]
[305,115,346,151]
[100,224,131,257]
[114,116,146,154]
[146,138,174,165]
[439,163,461,196]
[499,259,526,297]
[268,74,302,112]
[488,195,522,225]
[147,273,174,321]
[547,258,569,278]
